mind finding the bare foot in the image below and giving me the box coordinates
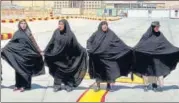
[19,87,25,92]
[13,87,19,91]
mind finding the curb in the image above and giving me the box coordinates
[1,19,15,23]
[1,33,13,40]
[1,16,120,23]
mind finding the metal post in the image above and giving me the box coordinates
[43,0,45,17]
[105,4,106,20]
[11,0,13,5]
[44,0,45,9]
[32,0,33,7]
[10,0,12,18]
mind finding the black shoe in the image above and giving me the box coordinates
[152,83,158,88]
[53,85,62,92]
[153,88,157,92]
[13,87,19,91]
[65,85,73,92]
[20,87,25,92]
[94,86,100,92]
[106,83,111,91]
[151,83,158,92]
[144,85,149,92]
[94,82,100,92]
[156,87,163,92]
[25,86,31,90]
[25,87,31,91]
[144,87,148,92]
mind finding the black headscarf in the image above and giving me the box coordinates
[44,19,87,87]
[44,19,76,56]
[134,23,179,55]
[1,20,45,79]
[18,19,32,36]
[87,21,131,60]
[132,22,179,77]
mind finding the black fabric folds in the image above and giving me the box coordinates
[1,22,45,80]
[133,25,179,77]
[87,21,133,82]
[44,19,87,87]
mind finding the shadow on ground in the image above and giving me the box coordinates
[1,83,179,92]
[1,83,47,90]
[105,84,179,92]
[47,85,89,90]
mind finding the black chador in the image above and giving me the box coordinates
[133,21,179,92]
[44,19,87,92]
[87,21,133,91]
[1,20,45,92]
[0,63,2,82]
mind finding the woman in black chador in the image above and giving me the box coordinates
[133,21,179,92]
[1,20,45,92]
[44,19,87,92]
[87,21,133,92]
[1,63,2,83]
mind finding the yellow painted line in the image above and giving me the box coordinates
[77,74,143,102]
[77,89,107,102]
[116,74,144,84]
[84,74,144,84]
[77,83,108,102]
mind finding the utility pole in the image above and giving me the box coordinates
[11,0,13,5]
[43,0,45,17]
[32,0,34,8]
[44,0,45,9]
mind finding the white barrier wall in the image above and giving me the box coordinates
[127,9,171,18]
[151,10,170,18]
[170,10,179,19]
[128,10,148,17]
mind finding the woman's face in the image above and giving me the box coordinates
[58,22,65,31]
[20,21,27,30]
[102,24,108,32]
[154,26,160,32]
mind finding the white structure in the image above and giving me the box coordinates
[127,9,172,18]
[170,9,179,19]
[150,9,169,18]
[169,5,179,19]
[128,9,148,17]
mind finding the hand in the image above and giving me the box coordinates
[40,51,44,56]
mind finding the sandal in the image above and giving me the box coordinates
[19,87,25,92]
[13,87,19,91]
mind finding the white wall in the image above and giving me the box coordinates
[170,10,179,19]
[128,10,148,17]
[127,9,171,18]
[151,10,169,18]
